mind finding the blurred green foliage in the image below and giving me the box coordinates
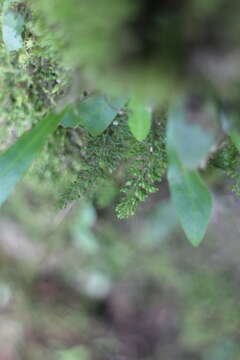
[1,1,240,358]
[1,0,240,241]
[1,178,240,359]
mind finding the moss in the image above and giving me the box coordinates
[55,112,167,218]
[0,0,68,148]
[2,0,240,219]
[210,140,240,196]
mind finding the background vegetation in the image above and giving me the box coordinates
[1,0,240,359]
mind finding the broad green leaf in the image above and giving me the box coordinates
[128,96,151,141]
[61,94,126,135]
[2,10,24,51]
[168,100,216,169]
[167,147,212,246]
[0,113,61,206]
[60,104,80,128]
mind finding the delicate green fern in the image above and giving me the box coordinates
[210,140,240,197]
[116,114,166,218]
[58,112,167,218]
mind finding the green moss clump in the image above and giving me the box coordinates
[2,1,240,219]
[0,0,68,148]
[210,141,240,196]
[55,113,167,218]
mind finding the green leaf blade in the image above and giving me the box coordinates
[167,148,212,246]
[61,95,126,135]
[168,100,217,169]
[0,113,61,206]
[60,105,80,128]
[128,97,151,142]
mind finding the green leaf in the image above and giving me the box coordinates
[0,113,61,206]
[2,10,24,51]
[167,147,212,246]
[166,98,218,243]
[60,104,80,128]
[128,96,151,141]
[168,100,216,169]
[61,94,126,135]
